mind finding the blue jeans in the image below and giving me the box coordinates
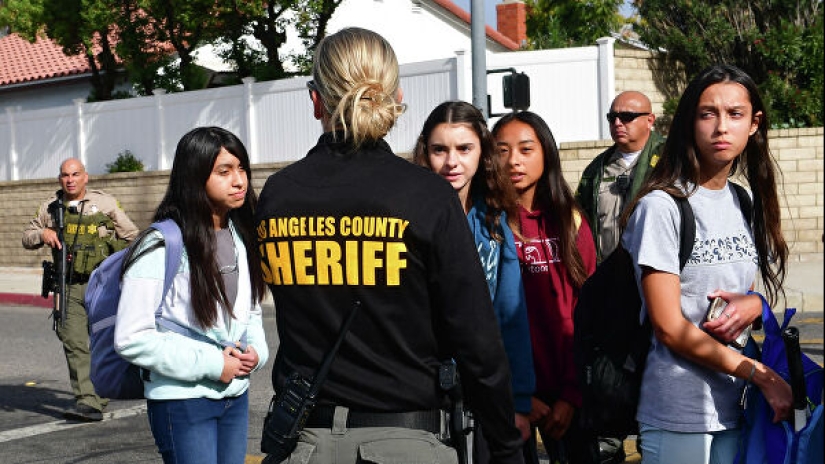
[147,391,249,464]
[639,422,739,464]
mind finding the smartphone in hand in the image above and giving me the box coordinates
[706,297,751,349]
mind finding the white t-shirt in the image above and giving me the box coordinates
[622,182,757,432]
[619,149,642,167]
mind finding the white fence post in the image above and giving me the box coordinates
[455,50,470,103]
[5,106,19,181]
[153,89,168,170]
[597,37,616,140]
[73,98,85,166]
[242,76,257,163]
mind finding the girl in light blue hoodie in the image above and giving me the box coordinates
[115,127,268,464]
[414,101,535,463]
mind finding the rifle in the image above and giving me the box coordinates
[51,190,69,330]
[439,359,474,464]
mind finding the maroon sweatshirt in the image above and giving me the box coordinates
[514,205,596,407]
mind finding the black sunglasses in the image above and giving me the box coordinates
[306,80,317,96]
[606,111,650,123]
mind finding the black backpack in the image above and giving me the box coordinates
[573,185,752,437]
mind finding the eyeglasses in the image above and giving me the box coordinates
[306,80,317,97]
[606,111,650,124]
[219,244,239,275]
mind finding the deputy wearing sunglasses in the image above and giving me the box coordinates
[574,90,663,463]
[576,91,664,264]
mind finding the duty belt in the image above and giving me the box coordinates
[304,406,442,433]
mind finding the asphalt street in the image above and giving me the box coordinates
[0,303,277,464]
[0,303,821,463]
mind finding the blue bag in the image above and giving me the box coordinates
[85,219,247,399]
[85,220,184,399]
[735,294,824,464]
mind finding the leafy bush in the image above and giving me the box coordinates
[106,150,144,173]
[636,0,823,128]
[526,0,625,48]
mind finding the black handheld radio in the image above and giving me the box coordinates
[261,301,361,461]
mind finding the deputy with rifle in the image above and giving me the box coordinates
[23,158,138,421]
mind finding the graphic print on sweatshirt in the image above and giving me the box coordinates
[516,237,561,274]
[477,238,501,298]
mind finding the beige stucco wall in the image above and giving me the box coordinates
[562,128,825,262]
[4,128,821,270]
[613,46,688,133]
[613,47,670,115]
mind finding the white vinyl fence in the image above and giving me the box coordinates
[0,39,616,180]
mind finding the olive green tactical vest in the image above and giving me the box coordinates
[62,206,128,277]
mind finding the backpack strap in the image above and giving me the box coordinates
[150,219,183,300]
[157,316,249,351]
[730,182,754,227]
[148,219,248,351]
[672,196,696,272]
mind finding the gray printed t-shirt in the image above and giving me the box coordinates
[621,183,758,432]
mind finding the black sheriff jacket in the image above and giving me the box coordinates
[255,133,524,463]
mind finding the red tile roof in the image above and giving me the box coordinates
[432,0,520,50]
[0,33,92,86]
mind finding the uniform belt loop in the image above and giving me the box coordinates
[332,406,349,435]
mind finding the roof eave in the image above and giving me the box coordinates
[0,72,94,92]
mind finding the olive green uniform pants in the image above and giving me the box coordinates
[55,282,108,411]
[265,406,457,464]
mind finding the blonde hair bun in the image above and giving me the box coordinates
[312,28,405,147]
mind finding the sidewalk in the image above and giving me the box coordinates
[0,266,52,308]
[775,258,824,313]
[1,260,821,311]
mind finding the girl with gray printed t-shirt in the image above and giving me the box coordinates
[619,65,792,464]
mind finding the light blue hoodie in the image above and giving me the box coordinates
[114,222,268,400]
[467,196,535,413]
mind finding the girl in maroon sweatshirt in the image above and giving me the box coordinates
[493,112,598,464]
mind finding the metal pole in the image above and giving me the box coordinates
[470,0,488,117]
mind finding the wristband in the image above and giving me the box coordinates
[748,360,758,383]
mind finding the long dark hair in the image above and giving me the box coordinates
[492,111,589,288]
[412,101,519,240]
[623,64,787,305]
[144,126,265,328]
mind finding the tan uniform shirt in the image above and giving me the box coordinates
[596,152,640,258]
[22,189,139,250]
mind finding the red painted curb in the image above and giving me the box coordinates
[0,293,53,308]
